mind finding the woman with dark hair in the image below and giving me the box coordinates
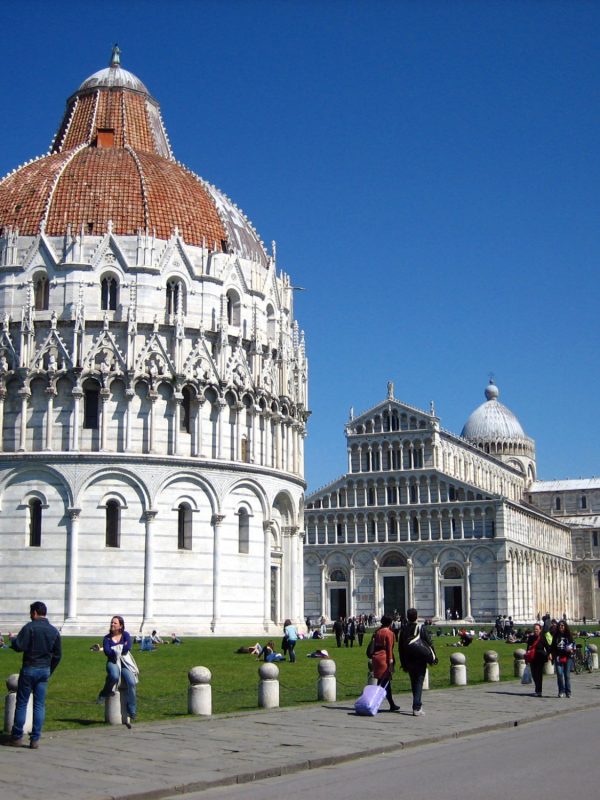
[283,619,299,662]
[551,619,575,698]
[370,615,400,712]
[97,615,138,725]
[525,622,552,697]
[399,607,436,716]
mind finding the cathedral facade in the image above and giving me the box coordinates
[0,50,308,635]
[304,381,597,624]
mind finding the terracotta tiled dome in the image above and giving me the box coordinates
[0,47,268,264]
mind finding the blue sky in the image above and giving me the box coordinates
[1,1,598,492]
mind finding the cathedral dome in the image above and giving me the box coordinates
[461,380,526,440]
[0,47,268,265]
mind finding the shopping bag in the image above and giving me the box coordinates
[521,664,532,684]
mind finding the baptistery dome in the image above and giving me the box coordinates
[462,380,535,483]
[0,49,308,637]
[0,46,267,264]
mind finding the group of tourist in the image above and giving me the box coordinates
[3,601,591,749]
[332,615,369,647]
[6,604,139,749]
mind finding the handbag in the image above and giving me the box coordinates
[525,635,540,664]
[407,624,436,665]
[366,634,376,658]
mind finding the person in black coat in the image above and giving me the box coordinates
[398,608,436,716]
[526,622,552,696]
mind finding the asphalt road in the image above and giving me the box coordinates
[178,706,596,800]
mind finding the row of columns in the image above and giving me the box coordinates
[63,510,303,630]
[348,441,429,473]
[3,383,305,476]
[508,551,574,620]
[306,509,495,545]
[325,478,469,508]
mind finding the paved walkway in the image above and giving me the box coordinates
[2,672,599,800]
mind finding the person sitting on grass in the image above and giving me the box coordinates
[170,633,182,645]
[263,641,285,662]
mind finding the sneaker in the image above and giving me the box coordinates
[8,738,24,747]
[558,693,565,698]
[534,692,542,697]
[389,704,400,712]
[29,740,39,749]
[413,709,425,716]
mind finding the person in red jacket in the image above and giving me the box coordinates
[370,615,400,712]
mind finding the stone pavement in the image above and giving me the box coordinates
[2,672,599,800]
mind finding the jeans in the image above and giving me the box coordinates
[408,665,426,711]
[555,659,572,696]
[12,665,50,742]
[287,640,297,662]
[100,662,137,718]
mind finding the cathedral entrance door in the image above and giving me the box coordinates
[330,588,347,620]
[444,586,463,619]
[383,576,406,617]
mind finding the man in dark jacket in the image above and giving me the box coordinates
[398,607,436,716]
[9,601,62,748]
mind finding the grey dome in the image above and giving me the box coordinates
[461,380,527,441]
[77,45,149,95]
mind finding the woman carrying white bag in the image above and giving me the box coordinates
[97,615,139,726]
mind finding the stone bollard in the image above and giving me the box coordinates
[317,659,336,702]
[514,649,526,678]
[4,674,32,734]
[258,662,279,709]
[450,652,467,686]
[105,687,129,725]
[483,650,500,682]
[188,666,212,716]
[423,667,429,691]
[589,644,598,670]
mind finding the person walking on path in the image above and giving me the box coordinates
[283,619,299,662]
[551,619,575,698]
[398,607,436,716]
[8,601,62,749]
[370,615,400,712]
[97,615,139,725]
[526,622,552,697]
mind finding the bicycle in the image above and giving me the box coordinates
[573,639,593,674]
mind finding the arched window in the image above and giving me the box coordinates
[83,383,100,428]
[105,500,120,548]
[444,565,462,579]
[180,387,192,433]
[238,508,250,554]
[29,498,42,547]
[177,503,192,550]
[381,552,406,567]
[34,273,49,311]
[581,495,587,510]
[412,516,420,536]
[330,569,346,582]
[555,497,561,511]
[166,279,184,316]
[266,303,277,341]
[226,289,241,326]
[100,275,118,311]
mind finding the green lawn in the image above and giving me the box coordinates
[1,631,594,731]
